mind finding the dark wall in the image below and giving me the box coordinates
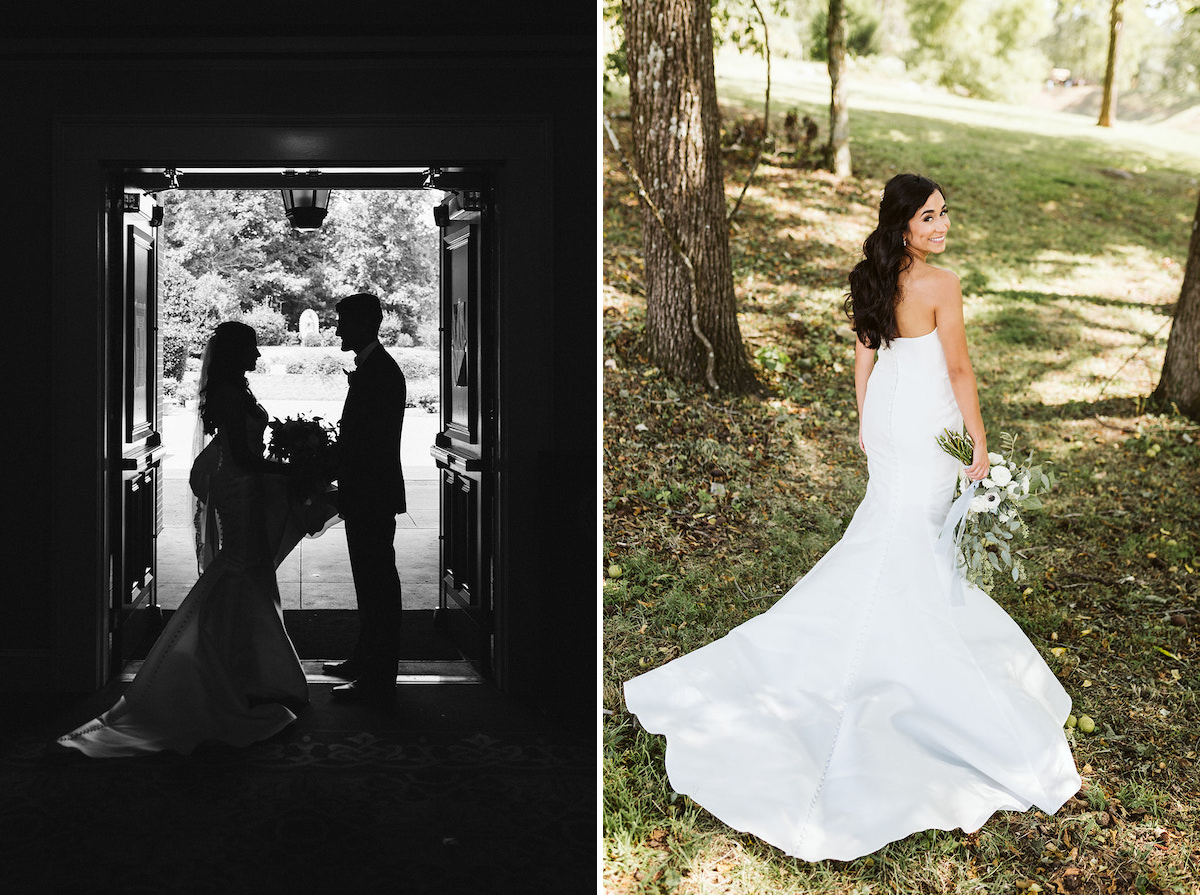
[0,7,597,724]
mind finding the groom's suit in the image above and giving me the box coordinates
[338,341,406,687]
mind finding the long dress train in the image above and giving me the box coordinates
[623,329,1081,862]
[58,442,322,758]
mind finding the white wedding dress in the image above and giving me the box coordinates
[58,411,322,758]
[624,329,1081,861]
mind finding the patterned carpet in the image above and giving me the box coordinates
[0,683,596,894]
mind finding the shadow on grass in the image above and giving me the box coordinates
[979,288,1176,317]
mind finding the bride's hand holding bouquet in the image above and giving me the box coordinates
[936,427,1054,594]
[964,433,990,483]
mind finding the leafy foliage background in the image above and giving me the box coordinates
[159,188,441,377]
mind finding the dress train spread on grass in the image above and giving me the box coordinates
[624,329,1081,861]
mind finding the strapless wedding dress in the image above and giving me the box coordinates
[623,329,1081,861]
[58,440,320,758]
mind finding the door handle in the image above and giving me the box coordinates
[429,444,484,472]
[121,442,166,472]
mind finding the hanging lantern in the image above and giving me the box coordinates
[280,185,331,231]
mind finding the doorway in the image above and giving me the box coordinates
[109,166,496,681]
[48,117,558,708]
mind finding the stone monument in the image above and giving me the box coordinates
[299,309,320,344]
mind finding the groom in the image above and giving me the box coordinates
[325,292,407,704]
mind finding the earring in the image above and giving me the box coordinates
[903,237,907,247]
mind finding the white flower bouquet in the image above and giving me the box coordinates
[267,413,340,491]
[935,427,1054,593]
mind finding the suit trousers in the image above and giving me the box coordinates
[344,510,401,684]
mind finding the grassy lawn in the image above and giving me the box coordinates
[603,52,1200,895]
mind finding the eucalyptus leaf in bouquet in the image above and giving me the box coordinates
[936,427,1054,594]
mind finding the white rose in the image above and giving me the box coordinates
[970,496,989,513]
[981,478,994,489]
[990,465,1012,486]
[988,452,1005,465]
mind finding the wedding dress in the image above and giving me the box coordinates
[624,329,1081,861]
[58,407,320,758]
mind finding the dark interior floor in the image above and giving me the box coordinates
[0,676,598,894]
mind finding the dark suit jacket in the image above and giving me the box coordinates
[338,344,406,517]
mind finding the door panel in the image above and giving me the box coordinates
[110,191,164,673]
[430,191,493,674]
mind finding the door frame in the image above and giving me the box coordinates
[49,115,552,692]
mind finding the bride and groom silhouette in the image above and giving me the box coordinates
[58,293,407,757]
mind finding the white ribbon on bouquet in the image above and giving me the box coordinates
[934,479,979,607]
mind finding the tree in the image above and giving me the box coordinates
[620,0,757,393]
[1149,190,1200,420]
[1098,0,1124,127]
[1041,0,1157,89]
[906,0,1050,101]
[1162,3,1200,95]
[319,190,440,340]
[807,0,882,60]
[827,0,852,177]
[160,188,442,357]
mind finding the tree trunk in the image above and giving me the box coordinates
[1150,191,1200,419]
[1097,0,1123,128]
[622,0,757,393]
[827,0,852,177]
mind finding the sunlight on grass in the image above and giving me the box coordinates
[713,49,1200,166]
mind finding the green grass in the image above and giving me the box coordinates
[603,50,1200,895]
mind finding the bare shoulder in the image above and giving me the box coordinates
[924,266,962,305]
[926,265,960,287]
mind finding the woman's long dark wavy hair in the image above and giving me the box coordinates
[198,321,257,436]
[844,173,945,350]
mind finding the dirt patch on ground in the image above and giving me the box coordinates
[1027,84,1200,133]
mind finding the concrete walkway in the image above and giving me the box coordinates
[158,401,441,611]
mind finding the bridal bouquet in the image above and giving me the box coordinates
[267,413,340,490]
[935,427,1054,593]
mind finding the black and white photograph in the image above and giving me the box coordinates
[0,4,598,893]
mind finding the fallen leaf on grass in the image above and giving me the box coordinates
[1056,866,1083,892]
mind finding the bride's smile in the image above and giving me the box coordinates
[904,190,950,259]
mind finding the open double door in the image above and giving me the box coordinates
[106,172,494,678]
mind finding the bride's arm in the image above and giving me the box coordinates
[932,273,989,481]
[854,334,874,454]
[212,388,279,475]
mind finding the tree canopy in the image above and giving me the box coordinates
[159,188,442,376]
[606,0,1200,103]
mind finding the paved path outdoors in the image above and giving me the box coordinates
[161,398,440,479]
[158,401,441,610]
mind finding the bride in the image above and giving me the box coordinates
[623,174,1081,861]
[58,321,334,758]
